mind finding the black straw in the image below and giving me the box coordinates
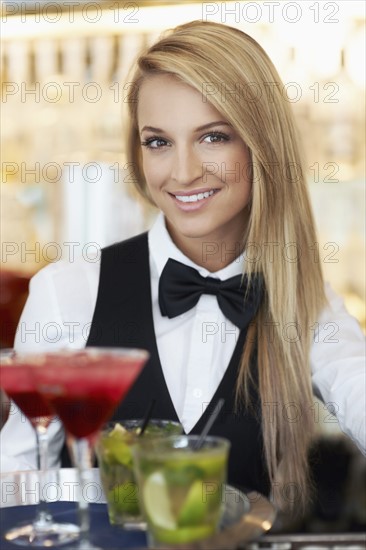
[194,398,225,450]
[139,399,157,437]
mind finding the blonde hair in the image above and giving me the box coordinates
[125,20,327,512]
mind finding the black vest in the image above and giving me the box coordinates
[84,233,269,495]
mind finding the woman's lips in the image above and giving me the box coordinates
[168,189,220,211]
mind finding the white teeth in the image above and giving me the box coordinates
[175,190,215,203]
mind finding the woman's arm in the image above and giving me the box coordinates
[311,283,365,455]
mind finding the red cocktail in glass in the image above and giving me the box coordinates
[36,352,142,439]
[0,349,80,547]
[3,386,51,429]
[31,347,149,550]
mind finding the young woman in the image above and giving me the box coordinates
[2,21,365,514]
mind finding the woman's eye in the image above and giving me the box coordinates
[141,137,168,149]
[202,132,230,144]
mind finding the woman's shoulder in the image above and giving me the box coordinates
[28,230,150,295]
[15,249,107,351]
[30,252,101,288]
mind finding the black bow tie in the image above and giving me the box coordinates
[158,258,263,330]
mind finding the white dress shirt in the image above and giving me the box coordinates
[1,213,365,472]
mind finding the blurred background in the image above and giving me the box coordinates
[1,0,365,537]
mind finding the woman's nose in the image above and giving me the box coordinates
[170,144,202,185]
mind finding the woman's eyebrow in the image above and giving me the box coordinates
[194,121,231,132]
[140,121,231,135]
[140,126,164,134]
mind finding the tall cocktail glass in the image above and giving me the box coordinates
[0,349,80,546]
[30,347,149,550]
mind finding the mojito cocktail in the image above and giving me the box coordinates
[96,419,182,529]
[133,435,230,547]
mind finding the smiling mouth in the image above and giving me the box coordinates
[171,189,219,203]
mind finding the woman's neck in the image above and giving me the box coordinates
[165,222,246,273]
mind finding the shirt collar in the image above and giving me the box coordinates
[148,212,244,279]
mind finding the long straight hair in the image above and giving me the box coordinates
[124,20,327,512]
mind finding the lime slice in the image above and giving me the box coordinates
[143,471,177,530]
[99,425,133,466]
[154,524,214,545]
[109,423,127,437]
[101,438,132,467]
[177,480,208,527]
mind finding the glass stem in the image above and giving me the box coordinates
[34,425,52,530]
[69,437,95,548]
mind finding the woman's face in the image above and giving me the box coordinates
[137,74,252,255]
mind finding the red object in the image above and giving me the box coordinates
[0,363,53,428]
[49,395,128,438]
[8,391,52,428]
[0,269,31,348]
[31,351,147,438]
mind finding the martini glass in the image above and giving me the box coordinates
[30,347,149,550]
[0,349,80,546]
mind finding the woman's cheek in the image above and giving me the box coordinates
[143,157,161,182]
